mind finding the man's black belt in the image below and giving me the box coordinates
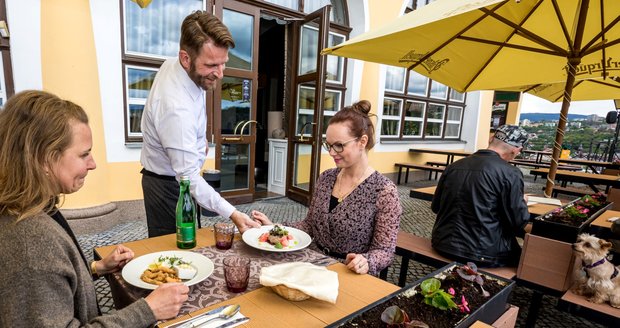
[316,242,347,260]
[141,168,176,181]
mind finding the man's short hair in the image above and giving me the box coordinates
[180,11,235,57]
[494,125,528,148]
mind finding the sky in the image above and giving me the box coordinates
[520,93,616,116]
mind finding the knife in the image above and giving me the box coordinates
[167,305,229,328]
[198,317,249,328]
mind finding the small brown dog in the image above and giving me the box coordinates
[572,233,620,308]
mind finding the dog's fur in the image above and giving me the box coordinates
[572,233,620,308]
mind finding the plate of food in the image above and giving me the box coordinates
[121,251,214,290]
[242,224,311,252]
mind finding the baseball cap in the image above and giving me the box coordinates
[494,125,528,148]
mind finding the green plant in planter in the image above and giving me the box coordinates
[420,278,457,310]
[380,306,429,328]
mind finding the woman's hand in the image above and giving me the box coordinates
[97,244,134,275]
[145,283,189,320]
[251,210,273,225]
[345,253,368,274]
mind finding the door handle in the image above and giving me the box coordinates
[299,122,316,142]
[222,136,242,141]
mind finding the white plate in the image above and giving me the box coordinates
[242,225,311,252]
[121,250,214,290]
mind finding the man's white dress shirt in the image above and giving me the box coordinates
[140,57,235,218]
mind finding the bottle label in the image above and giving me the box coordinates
[177,226,196,243]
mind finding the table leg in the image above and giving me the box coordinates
[525,290,543,328]
[399,257,410,287]
[397,166,403,185]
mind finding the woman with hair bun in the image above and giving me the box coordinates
[252,100,401,275]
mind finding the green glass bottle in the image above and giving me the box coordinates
[176,175,196,249]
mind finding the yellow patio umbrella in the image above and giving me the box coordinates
[323,0,620,197]
[500,77,620,102]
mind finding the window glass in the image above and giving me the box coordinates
[326,33,345,83]
[450,89,465,102]
[429,80,448,99]
[381,98,402,136]
[221,77,252,135]
[385,66,405,93]
[407,71,428,96]
[299,25,319,75]
[322,89,342,134]
[447,106,462,121]
[427,103,445,120]
[0,54,7,108]
[382,120,400,136]
[405,101,424,118]
[264,0,298,10]
[425,122,443,137]
[304,0,347,24]
[403,121,422,136]
[126,66,158,136]
[296,85,315,136]
[223,9,253,70]
[445,123,460,137]
[383,98,402,117]
[124,0,202,58]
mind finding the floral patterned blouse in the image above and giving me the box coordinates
[290,168,402,275]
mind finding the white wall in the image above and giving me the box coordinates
[90,0,141,163]
[6,0,42,91]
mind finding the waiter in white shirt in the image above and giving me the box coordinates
[140,11,262,237]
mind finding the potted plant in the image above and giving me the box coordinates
[327,262,515,328]
[532,193,612,243]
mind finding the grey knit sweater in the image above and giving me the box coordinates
[0,212,156,327]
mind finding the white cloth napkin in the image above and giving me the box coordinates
[259,262,339,303]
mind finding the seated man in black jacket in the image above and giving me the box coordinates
[431,125,530,268]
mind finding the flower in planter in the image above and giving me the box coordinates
[455,262,490,297]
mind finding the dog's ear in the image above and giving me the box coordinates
[598,239,612,250]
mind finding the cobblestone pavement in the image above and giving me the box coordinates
[76,174,607,327]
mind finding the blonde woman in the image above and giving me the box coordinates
[0,90,188,327]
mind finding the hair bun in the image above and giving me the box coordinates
[352,100,371,116]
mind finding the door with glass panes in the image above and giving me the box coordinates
[286,6,331,205]
[212,0,259,203]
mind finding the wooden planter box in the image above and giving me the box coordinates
[531,196,612,243]
[327,263,515,328]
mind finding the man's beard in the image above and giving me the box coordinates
[188,60,217,91]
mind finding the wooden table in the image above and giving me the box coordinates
[530,168,620,193]
[522,150,552,163]
[558,158,615,174]
[409,148,472,165]
[408,185,562,219]
[94,228,400,327]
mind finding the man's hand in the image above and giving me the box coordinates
[230,210,260,234]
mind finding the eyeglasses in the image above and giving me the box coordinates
[322,137,358,153]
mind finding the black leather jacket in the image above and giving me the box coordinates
[431,149,529,267]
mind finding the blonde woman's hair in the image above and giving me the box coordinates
[0,90,88,221]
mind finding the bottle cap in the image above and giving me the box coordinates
[180,175,190,181]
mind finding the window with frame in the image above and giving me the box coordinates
[380,67,465,140]
[121,0,349,143]
[121,0,204,142]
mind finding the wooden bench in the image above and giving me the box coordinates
[426,161,448,167]
[392,231,517,286]
[410,186,436,201]
[394,163,445,184]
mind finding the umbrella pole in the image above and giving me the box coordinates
[545,60,579,198]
